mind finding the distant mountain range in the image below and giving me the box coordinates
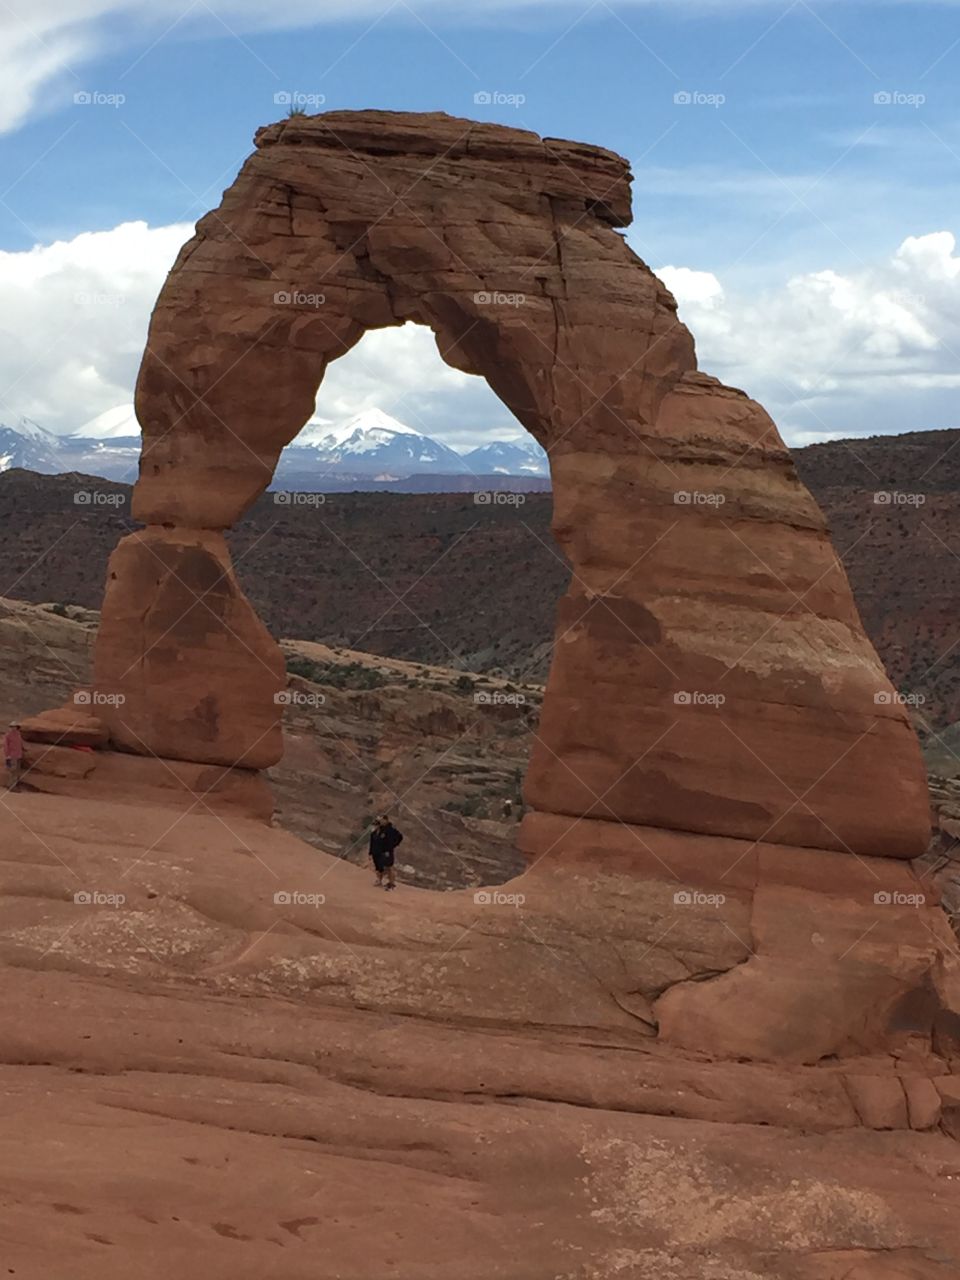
[0,406,549,488]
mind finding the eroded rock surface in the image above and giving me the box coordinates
[92,109,927,857]
[1,793,958,1279]
[94,527,284,767]
[2,605,959,1273]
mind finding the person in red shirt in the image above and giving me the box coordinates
[4,722,24,791]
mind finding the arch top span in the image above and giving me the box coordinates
[132,109,696,529]
[94,110,928,861]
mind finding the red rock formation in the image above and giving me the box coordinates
[1,792,958,1277]
[94,110,927,861]
[94,528,283,768]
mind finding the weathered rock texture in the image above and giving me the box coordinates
[96,528,284,767]
[1,792,959,1278]
[94,109,928,859]
[4,535,960,1268]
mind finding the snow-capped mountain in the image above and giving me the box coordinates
[0,417,64,473]
[76,404,141,440]
[287,407,471,477]
[63,404,142,481]
[0,406,551,488]
[295,407,413,449]
[463,439,548,476]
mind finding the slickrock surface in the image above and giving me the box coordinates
[93,109,927,857]
[1,792,959,1279]
[3,606,960,1273]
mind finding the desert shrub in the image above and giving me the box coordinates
[286,654,388,690]
[286,654,324,681]
[445,796,485,818]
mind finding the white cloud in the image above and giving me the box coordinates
[4,218,960,452]
[0,24,90,134]
[657,265,725,310]
[311,322,517,450]
[788,428,851,448]
[0,219,190,431]
[656,230,960,443]
[0,219,518,445]
[0,3,114,133]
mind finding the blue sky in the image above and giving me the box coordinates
[2,0,960,447]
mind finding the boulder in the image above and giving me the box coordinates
[23,742,97,781]
[904,1077,942,1130]
[844,1074,909,1129]
[935,1076,960,1139]
[20,703,108,748]
[21,748,274,821]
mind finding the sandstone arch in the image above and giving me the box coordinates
[94,110,928,858]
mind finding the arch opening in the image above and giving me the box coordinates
[231,321,565,887]
[290,319,536,468]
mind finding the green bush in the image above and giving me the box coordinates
[285,653,387,690]
[286,654,322,680]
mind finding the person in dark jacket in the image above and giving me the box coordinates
[369,814,403,890]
